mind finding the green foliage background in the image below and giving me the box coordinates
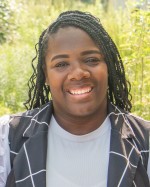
[0,0,150,120]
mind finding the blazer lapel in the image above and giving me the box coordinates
[13,102,53,187]
[107,103,141,187]
[14,131,48,187]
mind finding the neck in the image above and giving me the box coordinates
[53,104,107,135]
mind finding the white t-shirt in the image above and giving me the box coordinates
[46,116,111,187]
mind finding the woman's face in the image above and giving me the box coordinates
[44,27,108,119]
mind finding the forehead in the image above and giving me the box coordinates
[47,26,99,52]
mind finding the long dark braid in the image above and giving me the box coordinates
[24,10,132,111]
[24,29,50,109]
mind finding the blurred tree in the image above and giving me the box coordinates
[0,0,12,43]
[80,0,94,3]
[0,0,18,44]
[101,0,109,11]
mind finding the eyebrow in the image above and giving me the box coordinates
[51,50,102,62]
[51,54,69,62]
[81,50,102,56]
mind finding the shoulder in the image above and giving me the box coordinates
[125,113,150,151]
[9,101,53,140]
[123,112,150,140]
[9,101,52,129]
[126,113,150,131]
[109,102,150,144]
[109,102,150,131]
[9,108,40,129]
[8,107,42,142]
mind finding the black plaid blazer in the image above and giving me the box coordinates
[6,101,150,187]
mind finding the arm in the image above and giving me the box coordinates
[0,115,11,187]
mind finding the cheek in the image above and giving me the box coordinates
[45,68,57,85]
[95,65,108,84]
[48,78,59,91]
[48,82,61,101]
[46,72,64,94]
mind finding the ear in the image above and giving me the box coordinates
[43,64,49,86]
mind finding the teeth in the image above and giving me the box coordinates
[70,88,92,95]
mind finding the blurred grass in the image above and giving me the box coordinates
[0,0,150,119]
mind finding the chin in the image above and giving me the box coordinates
[69,106,98,117]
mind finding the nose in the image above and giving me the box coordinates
[67,64,90,81]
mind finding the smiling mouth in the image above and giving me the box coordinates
[68,87,93,95]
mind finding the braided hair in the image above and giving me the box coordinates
[24,10,132,112]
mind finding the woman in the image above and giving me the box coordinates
[1,10,150,187]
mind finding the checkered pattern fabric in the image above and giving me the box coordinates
[6,102,150,187]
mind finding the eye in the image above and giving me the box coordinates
[55,62,69,69]
[84,57,100,66]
